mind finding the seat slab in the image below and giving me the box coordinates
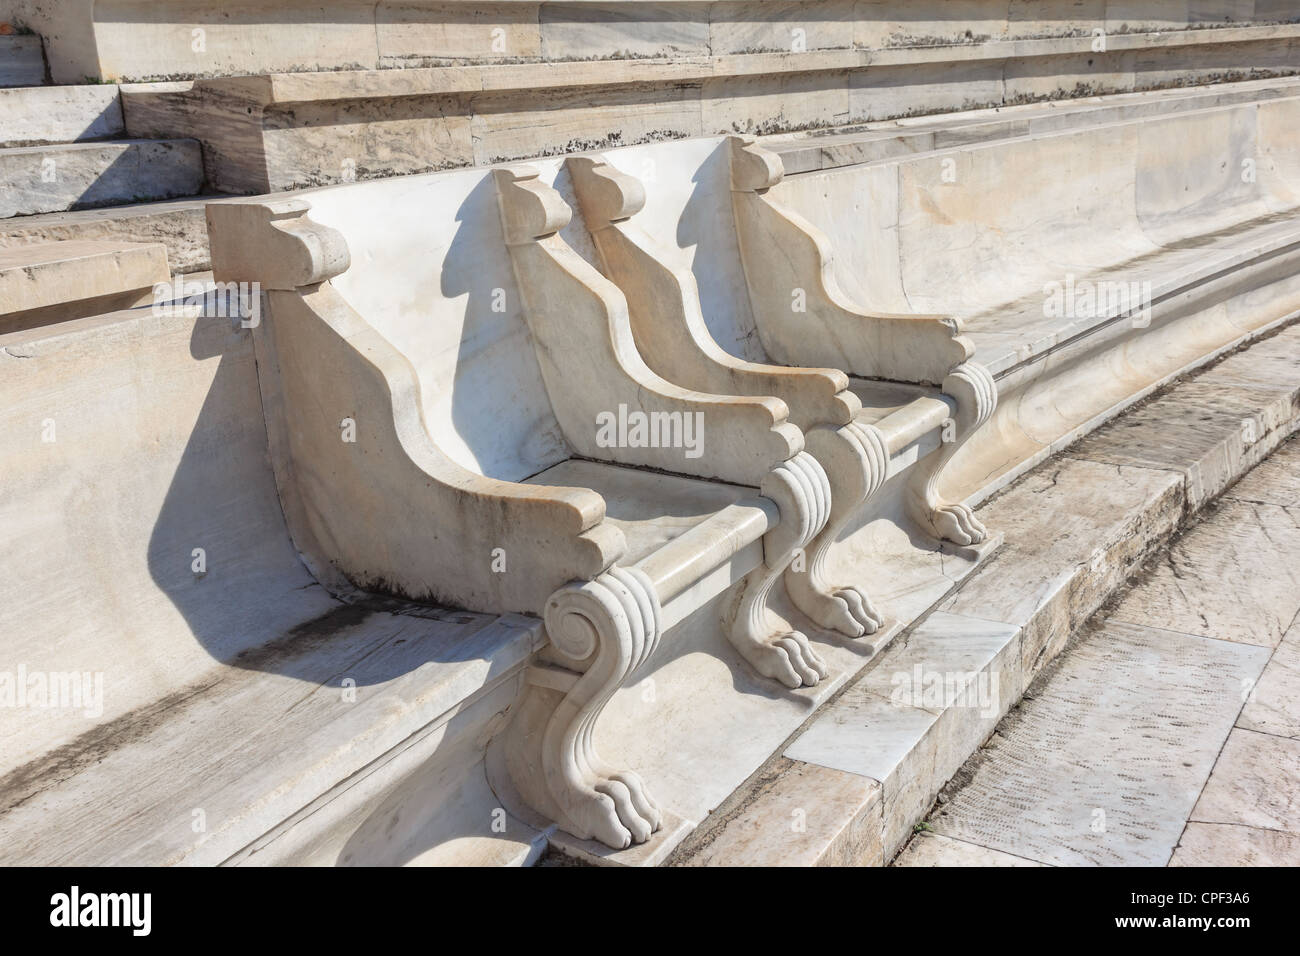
[963,211,1300,377]
[526,459,770,567]
[848,378,943,424]
[0,602,543,866]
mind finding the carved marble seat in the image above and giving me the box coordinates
[206,163,836,851]
[550,137,997,642]
[774,93,1300,499]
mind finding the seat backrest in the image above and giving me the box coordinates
[0,304,334,776]
[773,96,1300,319]
[302,168,573,483]
[547,135,770,366]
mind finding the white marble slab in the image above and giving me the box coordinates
[1189,727,1300,835]
[1109,499,1300,649]
[928,620,1269,866]
[680,759,883,867]
[893,832,1046,867]
[1170,822,1300,867]
[1238,619,1300,739]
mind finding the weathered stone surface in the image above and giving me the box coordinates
[710,0,856,56]
[0,238,168,331]
[849,60,1006,123]
[1226,435,1300,507]
[1066,379,1300,511]
[1189,728,1300,834]
[471,82,702,166]
[776,76,1300,175]
[941,458,1184,677]
[1194,323,1300,396]
[703,71,851,136]
[929,620,1269,866]
[0,84,122,148]
[1238,621,1300,738]
[114,22,1300,192]
[0,34,43,87]
[12,0,1299,87]
[0,196,213,274]
[1110,498,1300,648]
[262,98,474,191]
[782,612,1019,857]
[1067,325,1300,503]
[675,759,883,867]
[894,832,1045,867]
[0,138,203,217]
[1170,822,1300,866]
[377,3,541,67]
[784,685,940,853]
[540,2,709,60]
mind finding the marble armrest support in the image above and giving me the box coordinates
[728,136,974,388]
[494,165,804,489]
[207,198,625,615]
[566,154,861,433]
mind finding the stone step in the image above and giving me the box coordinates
[0,84,123,147]
[0,137,203,218]
[0,195,217,273]
[120,23,1300,193]
[899,433,1300,867]
[0,238,169,333]
[0,35,44,88]
[668,321,1300,867]
[769,75,1300,174]
[34,5,1300,85]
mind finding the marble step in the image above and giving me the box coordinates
[769,76,1300,174]
[0,35,44,88]
[0,238,169,333]
[119,23,1300,193]
[0,84,123,147]
[0,195,218,273]
[0,138,203,218]
[669,321,1300,867]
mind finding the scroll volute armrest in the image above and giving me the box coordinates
[207,198,351,289]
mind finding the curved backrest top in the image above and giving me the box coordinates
[563,135,768,365]
[775,96,1300,320]
[302,165,573,484]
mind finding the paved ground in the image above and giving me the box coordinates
[895,435,1300,867]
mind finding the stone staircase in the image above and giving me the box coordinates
[0,84,203,217]
[0,26,212,273]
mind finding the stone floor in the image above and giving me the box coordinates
[895,436,1300,867]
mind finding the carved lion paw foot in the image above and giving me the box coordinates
[931,503,987,547]
[804,585,884,639]
[583,770,663,849]
[739,630,829,689]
